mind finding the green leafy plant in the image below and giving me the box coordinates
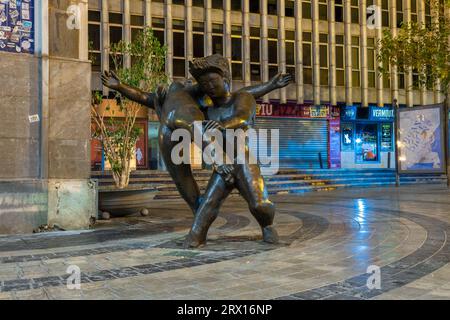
[91,28,168,188]
[378,0,450,102]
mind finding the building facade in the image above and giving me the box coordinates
[0,0,96,234]
[87,0,444,170]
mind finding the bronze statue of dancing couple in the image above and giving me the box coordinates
[102,54,293,248]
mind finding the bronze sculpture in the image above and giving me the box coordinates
[102,54,293,248]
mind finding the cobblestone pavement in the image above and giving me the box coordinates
[0,185,450,300]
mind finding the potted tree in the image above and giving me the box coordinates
[91,28,168,219]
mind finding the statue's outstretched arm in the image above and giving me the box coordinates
[239,73,293,99]
[101,71,156,109]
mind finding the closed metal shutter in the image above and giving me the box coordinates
[253,117,329,169]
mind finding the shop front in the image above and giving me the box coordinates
[340,106,396,169]
[255,101,341,170]
[90,99,150,171]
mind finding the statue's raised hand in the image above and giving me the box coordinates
[101,70,121,90]
[270,72,293,89]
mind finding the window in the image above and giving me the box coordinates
[268,28,278,79]
[109,12,123,71]
[193,0,203,7]
[398,65,405,89]
[173,20,185,78]
[193,21,204,58]
[355,123,379,163]
[152,17,165,47]
[250,1,259,13]
[335,0,344,23]
[367,38,376,88]
[286,30,295,82]
[130,15,145,69]
[383,66,391,89]
[411,0,418,23]
[250,27,261,81]
[286,0,295,17]
[109,12,122,24]
[396,0,403,28]
[109,12,123,47]
[212,0,223,9]
[425,1,431,29]
[351,36,360,87]
[351,0,359,24]
[319,34,328,86]
[231,25,242,80]
[88,10,101,71]
[231,0,241,11]
[302,1,311,19]
[336,34,345,86]
[319,0,327,21]
[212,24,223,55]
[131,15,144,43]
[268,0,277,15]
[303,32,312,85]
[382,0,389,27]
[413,67,420,89]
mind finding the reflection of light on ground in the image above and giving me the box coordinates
[356,199,366,223]
[349,199,371,267]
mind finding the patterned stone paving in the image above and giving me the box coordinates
[0,185,449,300]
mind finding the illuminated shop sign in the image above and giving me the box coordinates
[256,103,339,119]
[369,107,395,121]
[341,106,357,121]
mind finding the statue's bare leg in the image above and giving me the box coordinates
[159,125,202,214]
[183,172,232,248]
[234,164,279,244]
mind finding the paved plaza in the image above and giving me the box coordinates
[0,185,449,300]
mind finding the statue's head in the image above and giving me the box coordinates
[189,54,231,99]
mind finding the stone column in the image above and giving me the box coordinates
[261,0,269,103]
[312,0,320,106]
[295,0,304,104]
[431,0,442,103]
[278,0,287,103]
[418,0,426,105]
[404,0,413,107]
[101,0,110,95]
[390,0,399,104]
[344,0,352,106]
[328,0,336,106]
[123,0,131,69]
[224,0,232,67]
[376,0,383,107]
[360,0,368,107]
[243,0,251,86]
[165,0,173,79]
[145,0,152,27]
[38,0,50,180]
[205,0,213,56]
[79,0,89,61]
[186,0,193,78]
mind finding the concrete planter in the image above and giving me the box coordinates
[98,185,160,219]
